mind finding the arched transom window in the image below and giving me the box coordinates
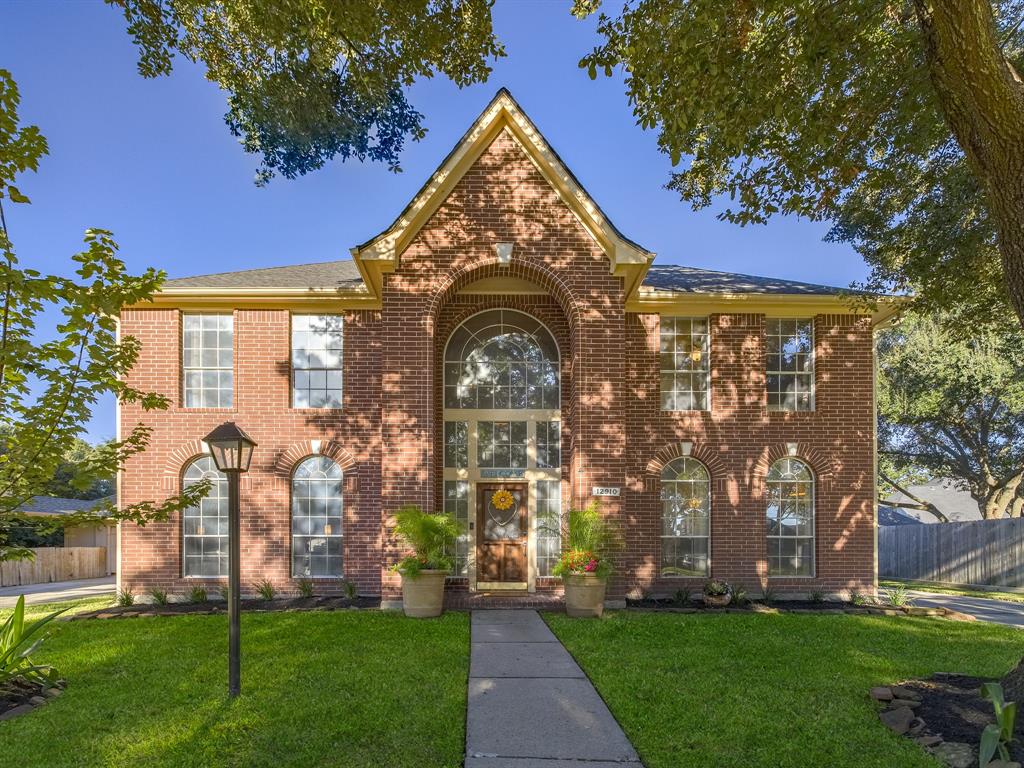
[291,456,343,578]
[660,457,711,577]
[444,309,559,409]
[766,458,815,576]
[182,456,228,577]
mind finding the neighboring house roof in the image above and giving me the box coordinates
[881,480,982,524]
[165,258,857,297]
[17,495,115,518]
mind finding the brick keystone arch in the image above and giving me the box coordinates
[273,440,358,476]
[755,442,837,481]
[646,441,728,480]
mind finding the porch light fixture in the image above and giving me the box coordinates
[203,421,257,699]
[495,242,513,264]
[786,442,799,456]
[680,441,693,456]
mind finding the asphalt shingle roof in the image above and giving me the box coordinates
[17,496,114,516]
[164,259,856,296]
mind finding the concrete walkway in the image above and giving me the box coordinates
[907,590,1024,628]
[0,576,115,607]
[467,610,642,768]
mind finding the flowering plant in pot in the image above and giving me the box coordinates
[553,502,619,618]
[390,505,459,618]
[702,579,732,608]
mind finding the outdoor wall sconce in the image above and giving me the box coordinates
[495,242,513,264]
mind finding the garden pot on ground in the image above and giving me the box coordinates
[703,593,731,608]
[563,573,607,618]
[400,570,448,618]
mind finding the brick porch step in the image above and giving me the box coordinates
[445,591,565,611]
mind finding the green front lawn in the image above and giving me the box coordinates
[881,579,1024,604]
[546,611,1022,768]
[0,611,468,768]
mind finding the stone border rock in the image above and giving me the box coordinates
[0,682,63,722]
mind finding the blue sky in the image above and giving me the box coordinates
[3,1,866,442]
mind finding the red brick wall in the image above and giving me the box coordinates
[118,126,876,601]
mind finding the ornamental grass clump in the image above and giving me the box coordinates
[552,502,619,580]
[390,505,459,577]
[0,596,66,688]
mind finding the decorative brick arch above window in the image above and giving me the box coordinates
[753,442,836,495]
[645,442,727,493]
[274,440,359,494]
[163,438,257,490]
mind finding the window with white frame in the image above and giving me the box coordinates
[477,421,528,470]
[660,457,710,577]
[183,314,233,408]
[535,480,562,577]
[443,480,470,575]
[536,421,560,469]
[444,421,468,468]
[766,458,814,576]
[660,317,710,411]
[765,318,814,411]
[291,456,343,577]
[292,314,343,408]
[182,456,228,577]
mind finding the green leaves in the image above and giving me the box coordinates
[979,682,1017,765]
[0,595,67,687]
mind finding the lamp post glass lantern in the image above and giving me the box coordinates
[203,422,256,698]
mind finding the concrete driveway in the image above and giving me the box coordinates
[907,590,1024,628]
[0,576,115,608]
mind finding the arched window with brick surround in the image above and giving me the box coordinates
[660,457,711,577]
[182,456,228,577]
[766,458,815,576]
[291,456,343,578]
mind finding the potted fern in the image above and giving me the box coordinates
[553,502,618,618]
[391,505,459,618]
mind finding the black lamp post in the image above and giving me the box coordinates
[203,421,257,698]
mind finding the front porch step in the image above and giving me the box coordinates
[445,591,565,611]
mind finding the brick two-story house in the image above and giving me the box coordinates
[118,90,894,606]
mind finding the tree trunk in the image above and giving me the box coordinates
[914,0,1024,327]
[1003,656,1024,703]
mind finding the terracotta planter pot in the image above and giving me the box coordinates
[703,592,731,608]
[400,569,448,618]
[563,573,607,618]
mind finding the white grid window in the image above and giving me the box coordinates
[291,456,343,578]
[444,421,468,468]
[444,480,470,576]
[477,421,528,470]
[765,318,814,411]
[766,458,815,577]
[535,480,562,577]
[182,456,228,577]
[292,315,343,408]
[660,458,710,577]
[536,421,560,469]
[660,317,710,411]
[183,314,233,408]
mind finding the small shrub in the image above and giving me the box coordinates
[254,579,276,600]
[980,682,1017,766]
[732,583,749,606]
[849,590,868,606]
[116,587,135,607]
[218,585,230,602]
[673,587,692,606]
[342,580,357,600]
[761,586,777,605]
[809,589,825,604]
[886,584,912,607]
[149,588,169,606]
[703,579,731,597]
[188,585,208,603]
[0,595,67,687]
[296,578,315,598]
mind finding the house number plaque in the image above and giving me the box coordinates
[591,486,621,497]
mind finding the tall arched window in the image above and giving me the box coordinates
[182,456,228,577]
[444,309,559,410]
[292,456,343,578]
[660,457,710,576]
[766,458,815,576]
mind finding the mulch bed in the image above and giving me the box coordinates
[71,595,380,620]
[901,674,1024,763]
[0,678,62,722]
[625,596,929,615]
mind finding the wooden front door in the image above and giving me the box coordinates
[477,483,528,584]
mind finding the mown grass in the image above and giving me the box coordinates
[546,611,1022,768]
[0,595,116,621]
[881,579,1024,604]
[0,610,469,768]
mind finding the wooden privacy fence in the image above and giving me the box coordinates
[0,547,108,588]
[879,518,1024,588]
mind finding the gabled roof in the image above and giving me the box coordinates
[643,265,875,296]
[17,495,114,517]
[165,260,362,290]
[350,88,654,299]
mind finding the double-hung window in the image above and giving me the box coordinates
[183,314,233,408]
[765,319,814,411]
[292,314,343,408]
[660,317,710,411]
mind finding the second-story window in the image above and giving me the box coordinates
[183,314,233,408]
[765,318,814,412]
[292,314,344,408]
[660,317,710,411]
